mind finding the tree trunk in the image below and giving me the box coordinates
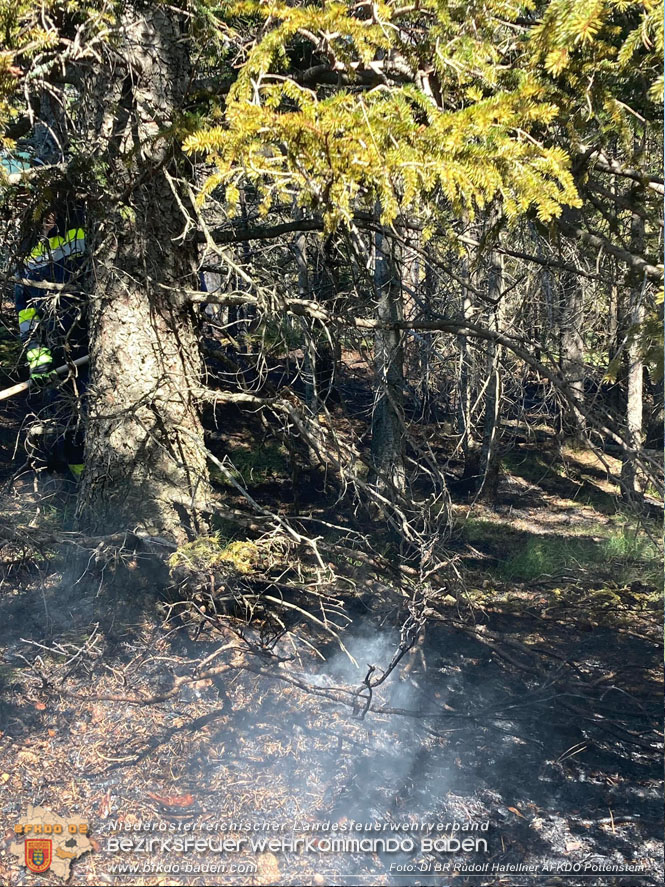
[417,258,436,422]
[621,186,646,499]
[370,222,405,497]
[458,240,480,482]
[306,241,338,414]
[238,188,257,348]
[478,248,504,503]
[78,7,209,542]
[457,259,473,460]
[606,255,625,423]
[559,269,586,440]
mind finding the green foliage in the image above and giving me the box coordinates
[1,1,659,232]
[184,0,586,230]
[461,506,660,588]
[502,449,556,483]
[254,317,304,354]
[232,444,289,480]
[529,0,663,145]
[0,0,118,152]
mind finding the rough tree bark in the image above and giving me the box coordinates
[78,7,209,542]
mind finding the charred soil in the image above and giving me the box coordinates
[0,389,662,887]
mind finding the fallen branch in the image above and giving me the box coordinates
[0,354,89,402]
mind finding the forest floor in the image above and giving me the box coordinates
[0,379,662,887]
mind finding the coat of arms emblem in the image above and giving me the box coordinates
[25,838,52,873]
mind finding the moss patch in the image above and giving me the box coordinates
[169,535,260,575]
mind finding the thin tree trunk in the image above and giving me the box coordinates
[478,248,504,503]
[458,238,480,482]
[294,228,314,411]
[371,221,405,497]
[621,185,646,499]
[238,188,256,348]
[418,256,436,421]
[559,269,586,440]
[78,7,209,542]
[310,242,338,411]
[605,254,626,425]
[457,259,473,460]
[538,229,554,364]
[401,232,421,401]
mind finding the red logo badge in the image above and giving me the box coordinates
[25,838,52,873]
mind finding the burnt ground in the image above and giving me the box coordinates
[0,370,662,887]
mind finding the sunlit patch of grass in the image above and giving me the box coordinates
[459,510,661,589]
[497,527,661,587]
[600,527,656,561]
[601,527,663,592]
[499,537,594,581]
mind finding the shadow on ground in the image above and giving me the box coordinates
[0,555,661,886]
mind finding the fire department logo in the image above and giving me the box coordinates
[11,806,91,880]
[25,838,52,873]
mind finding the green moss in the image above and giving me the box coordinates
[169,534,260,575]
